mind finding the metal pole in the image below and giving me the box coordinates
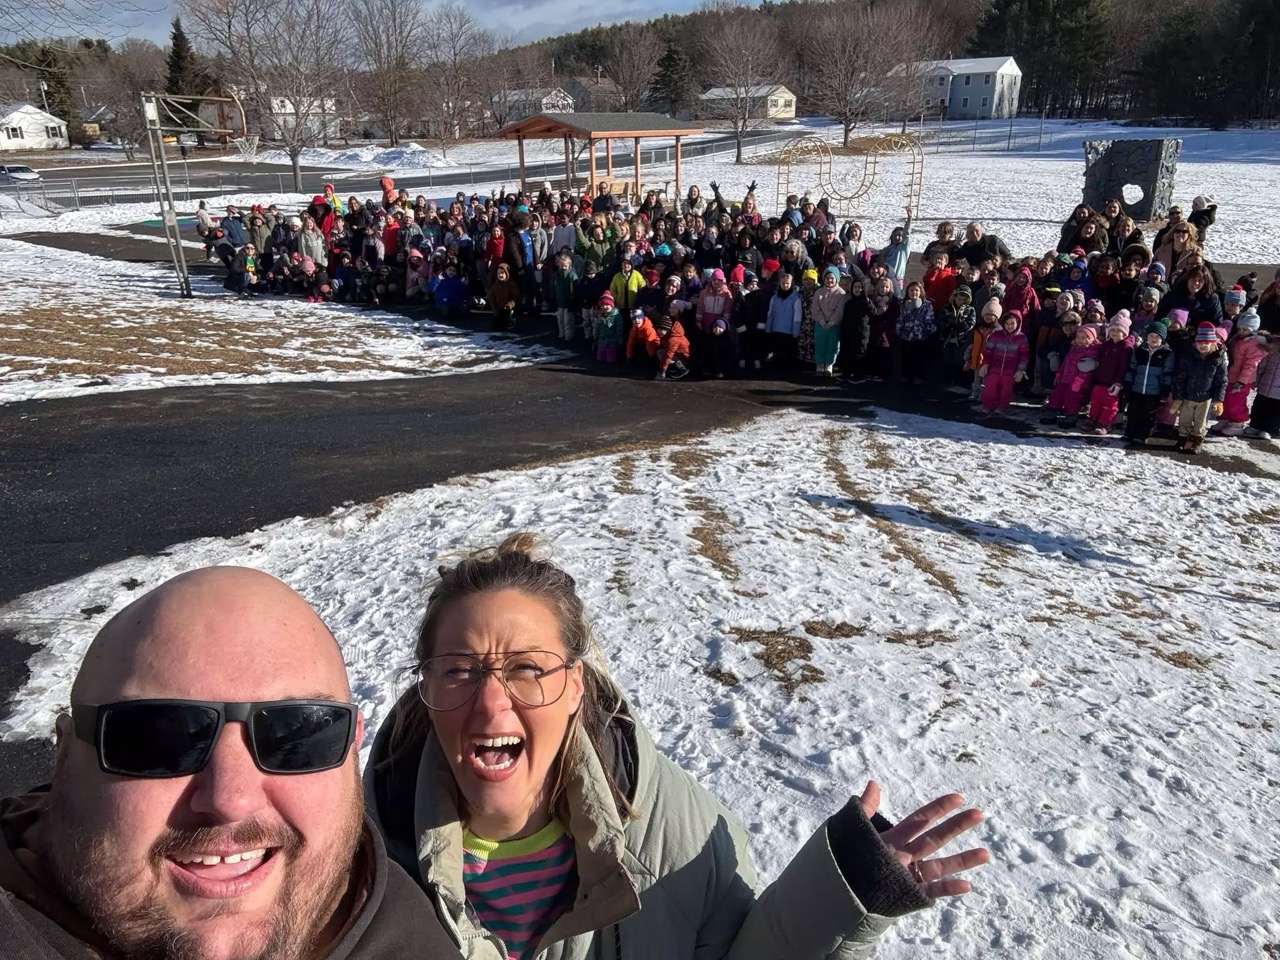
[1007,111,1014,151]
[1038,107,1046,153]
[143,93,193,299]
[972,117,979,151]
[71,177,81,211]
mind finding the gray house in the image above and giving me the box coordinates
[917,56,1022,120]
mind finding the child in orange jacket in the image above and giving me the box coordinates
[625,307,661,365]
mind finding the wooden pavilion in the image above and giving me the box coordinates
[493,112,704,205]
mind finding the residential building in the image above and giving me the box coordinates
[698,84,797,121]
[493,87,575,125]
[0,102,69,151]
[914,56,1022,120]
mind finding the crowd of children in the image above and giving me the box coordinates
[202,181,1280,452]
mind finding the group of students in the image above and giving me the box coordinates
[199,178,1280,449]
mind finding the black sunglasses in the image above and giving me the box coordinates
[72,699,357,779]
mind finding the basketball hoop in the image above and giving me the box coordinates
[233,134,260,163]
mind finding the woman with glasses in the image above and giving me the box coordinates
[1153,220,1200,281]
[366,534,987,960]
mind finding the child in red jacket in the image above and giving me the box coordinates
[922,250,959,312]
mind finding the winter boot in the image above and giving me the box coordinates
[1188,435,1204,455]
[1244,425,1273,440]
[1175,436,1193,454]
[1057,415,1079,429]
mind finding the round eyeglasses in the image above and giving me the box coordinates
[418,651,577,712]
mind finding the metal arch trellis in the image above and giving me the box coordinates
[774,134,925,224]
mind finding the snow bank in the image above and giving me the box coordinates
[2,408,1277,956]
[254,142,459,171]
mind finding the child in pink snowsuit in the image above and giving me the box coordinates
[980,309,1029,414]
[1044,324,1102,427]
[1215,308,1268,435]
[1087,312,1136,433]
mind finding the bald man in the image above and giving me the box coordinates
[0,567,462,960]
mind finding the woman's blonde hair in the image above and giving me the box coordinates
[387,533,633,822]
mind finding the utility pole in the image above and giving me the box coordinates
[38,79,49,113]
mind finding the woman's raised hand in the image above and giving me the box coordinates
[859,780,990,898]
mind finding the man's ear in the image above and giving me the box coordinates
[353,710,366,753]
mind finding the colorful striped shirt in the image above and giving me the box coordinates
[462,819,577,960]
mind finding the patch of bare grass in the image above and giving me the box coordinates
[704,666,740,687]
[803,620,867,639]
[669,446,716,482]
[689,495,739,580]
[793,524,847,545]
[886,629,958,648]
[613,455,640,496]
[819,426,962,600]
[728,627,826,694]
[602,525,636,539]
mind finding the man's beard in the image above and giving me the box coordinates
[44,772,365,960]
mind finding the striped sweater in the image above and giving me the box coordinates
[462,820,577,959]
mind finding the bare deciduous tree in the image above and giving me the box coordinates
[602,22,663,112]
[809,0,947,145]
[697,0,783,163]
[100,39,165,159]
[352,0,426,145]
[0,0,158,57]
[182,0,351,189]
[420,2,495,153]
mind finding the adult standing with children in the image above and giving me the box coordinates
[366,534,989,960]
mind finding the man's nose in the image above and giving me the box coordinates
[186,722,269,823]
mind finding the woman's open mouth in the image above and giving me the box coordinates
[469,735,524,782]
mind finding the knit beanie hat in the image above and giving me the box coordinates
[1148,262,1166,278]
[599,291,615,310]
[1140,286,1162,304]
[823,266,841,283]
[1068,289,1085,310]
[301,257,316,273]
[802,268,819,284]
[1107,310,1131,335]
[1237,309,1261,334]
[711,268,726,282]
[1195,321,1219,343]
[1225,286,1248,307]
[761,258,781,275]
[1079,324,1100,344]
[1145,320,1169,341]
[1084,298,1105,317]
[982,299,1003,320]
[1168,308,1189,329]
[1192,195,1212,212]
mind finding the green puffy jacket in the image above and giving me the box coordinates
[365,692,929,960]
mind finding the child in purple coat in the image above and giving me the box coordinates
[1086,311,1136,434]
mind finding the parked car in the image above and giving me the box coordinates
[0,164,41,183]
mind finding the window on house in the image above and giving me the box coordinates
[784,98,793,108]
[769,98,779,107]
[925,98,933,107]
[985,74,991,85]
[964,75,971,86]
[962,97,969,108]
[45,125,60,139]
[981,97,989,108]
[5,126,22,139]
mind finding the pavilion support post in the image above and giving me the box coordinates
[516,135,528,195]
[588,138,597,199]
[605,138,613,179]
[674,136,683,208]
[563,134,572,191]
[633,136,641,206]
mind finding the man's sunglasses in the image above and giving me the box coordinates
[71,699,357,779]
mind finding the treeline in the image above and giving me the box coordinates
[510,0,1280,125]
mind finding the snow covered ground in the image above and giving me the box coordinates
[657,120,1280,267]
[0,237,568,404]
[2,408,1277,957]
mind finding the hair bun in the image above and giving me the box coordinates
[493,531,543,561]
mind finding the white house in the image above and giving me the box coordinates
[699,84,796,121]
[494,88,575,123]
[0,102,70,151]
[915,57,1022,120]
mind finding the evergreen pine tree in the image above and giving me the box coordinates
[653,44,696,117]
[166,18,194,95]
